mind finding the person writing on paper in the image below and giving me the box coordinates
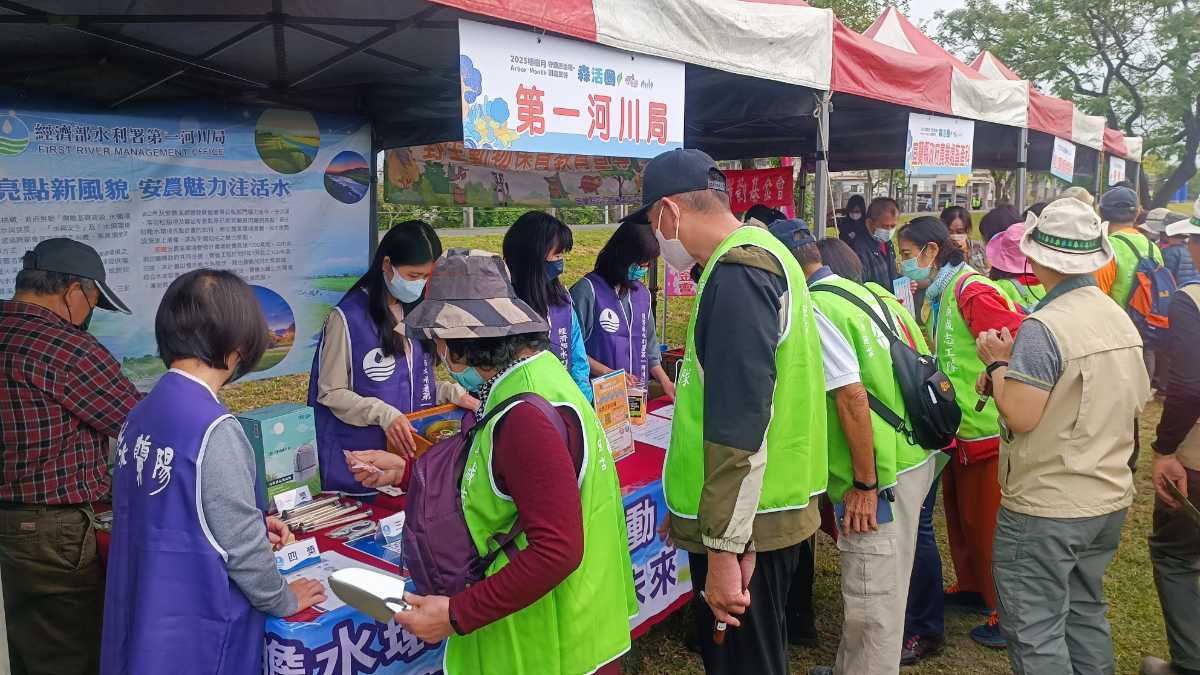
[975,198,1149,675]
[570,219,675,399]
[309,220,476,495]
[895,216,1023,649]
[101,270,325,675]
[348,250,637,675]
[502,210,592,401]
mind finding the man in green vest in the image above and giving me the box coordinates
[768,219,940,675]
[976,197,1149,675]
[626,149,827,675]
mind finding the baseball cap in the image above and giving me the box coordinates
[1099,186,1138,220]
[624,148,727,224]
[22,238,130,313]
[767,218,815,251]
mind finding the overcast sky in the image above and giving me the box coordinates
[907,0,966,32]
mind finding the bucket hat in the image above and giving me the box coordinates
[1019,197,1113,274]
[403,249,548,339]
[1165,196,1200,238]
[985,223,1030,274]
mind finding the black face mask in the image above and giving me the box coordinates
[228,351,256,384]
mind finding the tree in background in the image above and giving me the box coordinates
[936,0,1198,208]
[809,0,911,31]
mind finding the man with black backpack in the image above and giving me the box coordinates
[769,220,945,675]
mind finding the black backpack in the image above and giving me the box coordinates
[813,285,961,450]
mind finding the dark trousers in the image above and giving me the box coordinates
[690,543,802,675]
[904,474,945,638]
[784,535,817,640]
[1149,467,1200,673]
[0,504,102,675]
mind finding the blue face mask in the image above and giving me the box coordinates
[439,348,486,393]
[900,247,932,281]
[628,264,648,282]
[387,268,426,303]
[544,259,565,280]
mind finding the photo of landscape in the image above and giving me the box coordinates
[324,149,370,204]
[254,108,320,174]
[251,285,296,373]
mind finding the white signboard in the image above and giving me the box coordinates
[0,103,371,388]
[1051,137,1076,183]
[457,19,684,157]
[1109,156,1126,186]
[905,113,974,177]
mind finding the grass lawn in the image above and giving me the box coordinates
[224,226,1172,674]
[1168,201,1193,216]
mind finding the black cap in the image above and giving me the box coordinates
[625,148,727,223]
[23,238,130,314]
[1099,186,1137,220]
[766,218,815,251]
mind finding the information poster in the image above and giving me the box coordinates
[384,142,645,209]
[592,370,635,461]
[1051,137,1076,183]
[905,113,975,177]
[623,480,692,630]
[1109,156,1126,186]
[458,19,684,157]
[664,262,696,297]
[725,166,794,214]
[0,103,370,388]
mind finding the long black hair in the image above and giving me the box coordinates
[594,219,660,292]
[502,210,573,317]
[347,220,442,357]
[899,216,965,268]
[979,204,1021,243]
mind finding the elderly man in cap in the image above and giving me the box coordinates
[767,219,940,675]
[628,149,827,675]
[1142,199,1200,675]
[975,198,1150,675]
[0,238,139,675]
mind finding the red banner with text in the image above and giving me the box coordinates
[725,166,794,214]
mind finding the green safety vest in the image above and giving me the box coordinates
[664,226,827,518]
[811,275,935,502]
[1109,230,1164,307]
[451,350,637,675]
[927,266,1014,442]
[994,278,1045,313]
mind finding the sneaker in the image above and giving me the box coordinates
[900,633,946,666]
[970,612,1007,649]
[1141,656,1200,675]
[943,583,989,615]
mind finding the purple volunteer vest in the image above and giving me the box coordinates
[546,298,575,370]
[307,289,436,494]
[582,272,651,384]
[101,371,264,675]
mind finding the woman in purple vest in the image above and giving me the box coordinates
[569,219,676,399]
[101,270,326,675]
[503,210,593,401]
[308,220,476,495]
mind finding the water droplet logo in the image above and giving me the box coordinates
[362,348,397,382]
[0,112,30,158]
[599,308,621,334]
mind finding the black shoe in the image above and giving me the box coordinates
[943,585,989,615]
[900,633,945,666]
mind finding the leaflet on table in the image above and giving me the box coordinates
[591,370,634,461]
[631,413,672,450]
[346,535,406,569]
[649,404,674,420]
[286,550,401,614]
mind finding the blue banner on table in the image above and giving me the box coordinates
[0,102,371,388]
[624,480,693,627]
[457,19,684,158]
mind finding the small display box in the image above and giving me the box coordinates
[238,403,322,506]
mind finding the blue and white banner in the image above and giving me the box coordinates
[457,19,684,158]
[0,103,371,387]
[905,113,975,177]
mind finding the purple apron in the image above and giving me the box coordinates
[582,272,651,384]
[307,289,436,494]
[101,371,264,675]
[546,298,575,370]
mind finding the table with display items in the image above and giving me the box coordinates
[98,399,690,675]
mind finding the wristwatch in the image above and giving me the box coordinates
[852,479,878,491]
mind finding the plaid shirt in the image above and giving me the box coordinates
[0,300,139,504]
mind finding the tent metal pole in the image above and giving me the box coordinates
[813,91,831,238]
[1096,151,1105,194]
[1015,127,1028,213]
[369,144,380,262]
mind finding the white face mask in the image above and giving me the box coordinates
[848,211,863,221]
[872,226,894,243]
[949,233,969,245]
[655,203,696,272]
[386,267,426,303]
